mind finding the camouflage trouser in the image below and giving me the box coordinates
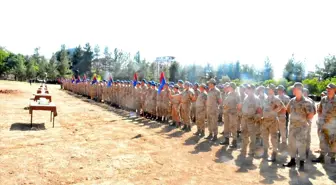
[223,112,229,133]
[218,105,223,122]
[223,113,237,140]
[207,109,218,135]
[161,105,169,118]
[262,118,278,153]
[319,122,336,155]
[242,117,257,154]
[278,116,287,143]
[289,125,308,160]
[196,108,206,131]
[306,120,312,150]
[172,104,180,122]
[134,100,141,113]
[141,101,146,113]
[181,103,191,126]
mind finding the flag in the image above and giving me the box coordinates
[158,72,166,94]
[107,75,113,87]
[133,73,138,87]
[91,74,97,84]
[71,76,75,83]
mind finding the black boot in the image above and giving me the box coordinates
[187,126,192,132]
[331,157,335,164]
[267,152,277,162]
[299,161,304,172]
[193,129,200,136]
[220,137,230,145]
[283,158,296,167]
[205,134,213,140]
[170,121,176,127]
[199,130,205,138]
[229,140,237,148]
[176,122,181,128]
[211,135,218,141]
[312,154,325,163]
[181,124,187,131]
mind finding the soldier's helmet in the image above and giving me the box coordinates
[207,78,216,85]
[276,85,285,91]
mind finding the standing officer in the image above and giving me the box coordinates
[276,85,290,144]
[161,83,171,123]
[194,83,207,137]
[241,84,262,156]
[220,82,240,148]
[191,83,200,123]
[205,78,222,141]
[303,88,317,156]
[283,82,315,171]
[170,84,181,127]
[262,84,285,162]
[179,81,195,132]
[312,83,336,164]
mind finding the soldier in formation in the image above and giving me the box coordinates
[63,76,336,171]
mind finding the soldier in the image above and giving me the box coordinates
[312,83,336,164]
[220,82,240,148]
[276,85,290,144]
[303,88,317,156]
[170,84,181,127]
[194,83,207,137]
[161,83,171,123]
[238,85,246,137]
[221,83,229,135]
[140,80,147,117]
[241,84,262,156]
[262,84,285,162]
[179,81,195,132]
[205,78,222,141]
[218,84,224,123]
[134,82,142,116]
[283,82,315,171]
[191,83,200,123]
[256,85,267,146]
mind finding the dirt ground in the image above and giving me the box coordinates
[0,80,335,185]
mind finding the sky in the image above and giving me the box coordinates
[1,0,336,79]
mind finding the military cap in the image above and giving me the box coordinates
[303,88,309,93]
[178,80,184,84]
[169,85,174,88]
[205,86,209,89]
[277,85,285,91]
[137,81,141,85]
[326,83,336,89]
[207,78,216,85]
[246,84,255,90]
[142,79,147,83]
[292,82,304,90]
[194,82,199,87]
[151,83,156,86]
[116,80,120,83]
[199,83,206,88]
[174,84,179,89]
[267,83,276,91]
[184,81,191,86]
[256,85,265,91]
[223,82,230,88]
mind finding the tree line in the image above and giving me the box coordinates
[1,44,335,95]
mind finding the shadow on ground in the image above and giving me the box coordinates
[10,123,46,131]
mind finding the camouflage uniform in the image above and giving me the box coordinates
[171,85,181,125]
[276,85,290,144]
[256,86,267,145]
[161,86,171,122]
[206,79,222,140]
[195,86,207,135]
[313,84,336,163]
[222,82,240,146]
[180,84,194,131]
[241,91,261,155]
[262,85,284,160]
[191,86,200,122]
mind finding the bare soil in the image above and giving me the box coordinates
[0,80,335,185]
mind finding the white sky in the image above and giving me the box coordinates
[1,0,336,79]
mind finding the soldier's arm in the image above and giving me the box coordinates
[286,100,291,114]
[273,98,284,113]
[306,101,315,120]
[317,100,322,115]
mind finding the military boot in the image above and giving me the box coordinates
[283,158,296,168]
[267,152,277,162]
[199,130,205,138]
[211,135,218,141]
[205,134,213,140]
[170,121,176,127]
[188,126,192,132]
[176,122,181,128]
[193,129,200,136]
[312,154,325,163]
[229,140,237,148]
[299,161,304,172]
[181,124,187,131]
[220,137,230,145]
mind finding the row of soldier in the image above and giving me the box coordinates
[62,78,336,171]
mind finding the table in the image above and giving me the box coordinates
[29,102,57,128]
[33,94,52,102]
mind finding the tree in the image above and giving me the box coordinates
[316,55,336,79]
[8,54,26,80]
[0,48,10,75]
[81,43,94,76]
[57,45,70,77]
[71,45,84,71]
[47,55,58,80]
[26,57,37,79]
[262,57,274,81]
[283,54,305,82]
[169,61,180,82]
